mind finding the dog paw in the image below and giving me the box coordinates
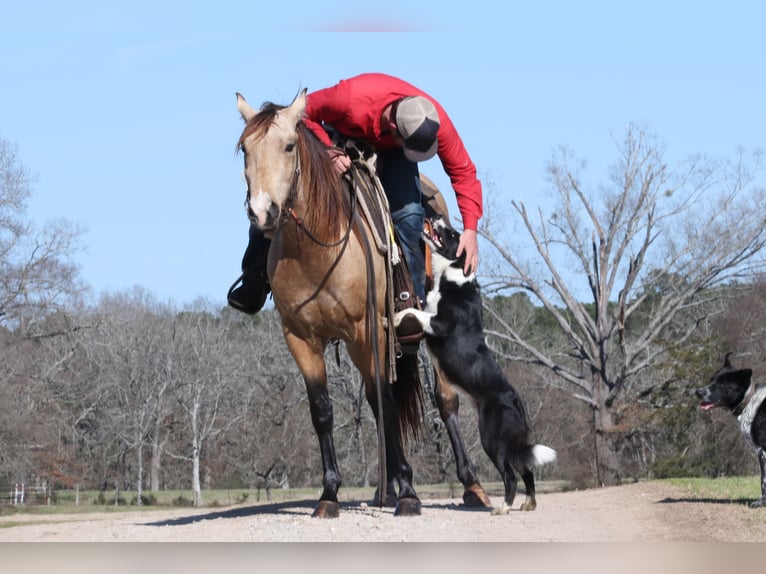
[748,498,766,509]
[490,503,511,516]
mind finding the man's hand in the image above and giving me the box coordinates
[457,229,479,275]
[327,147,351,174]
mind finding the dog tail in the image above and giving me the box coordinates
[531,444,557,466]
[513,444,557,469]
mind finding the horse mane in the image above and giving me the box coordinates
[238,102,351,241]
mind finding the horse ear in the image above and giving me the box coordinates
[236,92,256,122]
[287,88,308,123]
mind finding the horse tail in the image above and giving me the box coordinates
[393,353,425,443]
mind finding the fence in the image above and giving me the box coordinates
[1,483,52,506]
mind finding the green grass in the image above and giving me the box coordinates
[664,475,762,503]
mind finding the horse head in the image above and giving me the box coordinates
[236,88,307,232]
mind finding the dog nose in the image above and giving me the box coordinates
[694,388,704,399]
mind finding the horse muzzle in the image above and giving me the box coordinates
[248,192,280,230]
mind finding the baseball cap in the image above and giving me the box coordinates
[395,96,440,162]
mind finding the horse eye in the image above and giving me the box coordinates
[285,143,295,153]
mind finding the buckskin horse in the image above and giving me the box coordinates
[235,88,492,517]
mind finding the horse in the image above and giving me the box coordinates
[235,88,493,516]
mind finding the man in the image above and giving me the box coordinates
[228,73,483,320]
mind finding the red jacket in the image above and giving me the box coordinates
[303,73,483,231]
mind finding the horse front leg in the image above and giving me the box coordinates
[432,366,491,508]
[375,381,421,516]
[284,333,341,518]
[356,360,421,516]
[348,334,421,516]
[306,377,343,518]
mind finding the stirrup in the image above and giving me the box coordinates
[227,273,245,299]
[227,273,269,315]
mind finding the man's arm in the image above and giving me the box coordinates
[302,84,347,147]
[457,229,479,275]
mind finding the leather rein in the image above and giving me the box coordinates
[280,153,388,505]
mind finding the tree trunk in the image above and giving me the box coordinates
[136,442,144,506]
[192,442,203,507]
[150,441,161,492]
[150,418,163,492]
[592,378,623,486]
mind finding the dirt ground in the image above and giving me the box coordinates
[1,480,765,543]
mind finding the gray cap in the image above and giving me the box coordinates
[395,96,440,162]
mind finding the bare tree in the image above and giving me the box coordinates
[480,123,766,485]
[88,289,174,504]
[0,136,84,334]
[166,301,252,506]
[0,135,85,486]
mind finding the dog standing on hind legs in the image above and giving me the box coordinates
[394,216,556,514]
[695,353,766,508]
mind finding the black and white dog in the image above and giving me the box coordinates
[696,353,766,508]
[394,216,556,514]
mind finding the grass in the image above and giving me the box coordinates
[665,475,761,504]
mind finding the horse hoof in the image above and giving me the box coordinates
[463,484,492,508]
[520,497,537,511]
[394,497,421,517]
[312,500,340,518]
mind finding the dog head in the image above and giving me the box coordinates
[695,353,754,414]
[422,215,465,269]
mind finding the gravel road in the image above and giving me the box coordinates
[2,480,766,543]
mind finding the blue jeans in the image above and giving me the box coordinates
[378,148,426,302]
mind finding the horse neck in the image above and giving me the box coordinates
[281,159,351,246]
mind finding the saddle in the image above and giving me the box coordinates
[337,136,450,360]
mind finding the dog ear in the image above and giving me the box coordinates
[738,368,753,382]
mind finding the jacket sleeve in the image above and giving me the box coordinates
[435,113,483,231]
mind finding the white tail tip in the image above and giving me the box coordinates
[532,445,557,466]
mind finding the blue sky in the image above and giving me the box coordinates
[1,1,764,307]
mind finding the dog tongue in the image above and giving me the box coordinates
[699,402,716,411]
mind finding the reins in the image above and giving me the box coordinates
[283,150,357,249]
[351,202,388,507]
[284,154,389,506]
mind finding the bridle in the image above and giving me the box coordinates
[285,149,358,250]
